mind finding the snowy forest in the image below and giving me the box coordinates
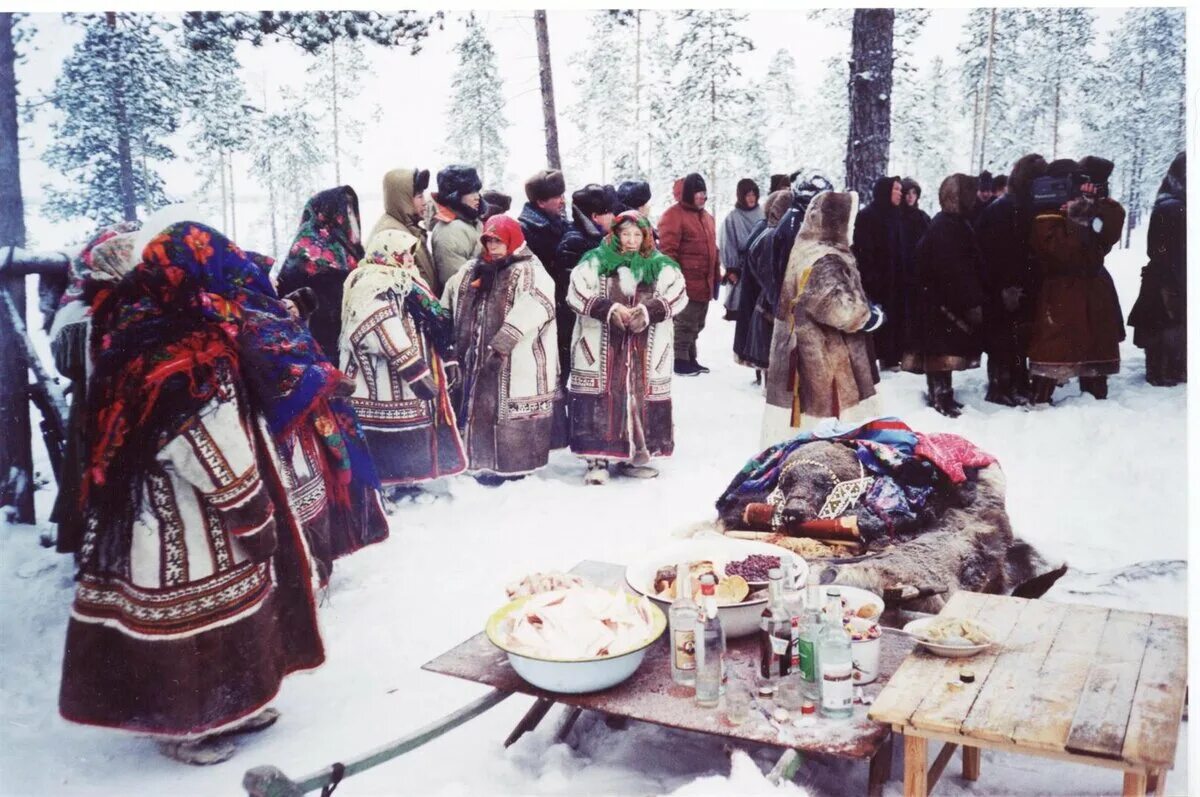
[0,8,1186,259]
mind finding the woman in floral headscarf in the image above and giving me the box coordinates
[442,214,565,480]
[61,226,328,763]
[567,211,688,484]
[341,228,466,488]
[276,186,366,358]
[143,222,388,581]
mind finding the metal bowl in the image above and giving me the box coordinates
[625,538,811,638]
[485,591,666,694]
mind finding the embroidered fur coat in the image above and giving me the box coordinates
[442,245,566,476]
[566,243,689,461]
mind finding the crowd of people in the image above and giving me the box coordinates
[40,146,1185,763]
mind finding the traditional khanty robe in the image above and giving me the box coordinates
[442,216,565,476]
[566,234,688,461]
[341,229,466,484]
[61,232,326,738]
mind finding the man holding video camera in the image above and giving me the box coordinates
[1026,157,1126,403]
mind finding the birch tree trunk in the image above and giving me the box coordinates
[844,8,894,201]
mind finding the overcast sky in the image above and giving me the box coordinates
[15,7,1130,252]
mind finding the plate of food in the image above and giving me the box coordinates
[625,538,810,638]
[903,615,996,658]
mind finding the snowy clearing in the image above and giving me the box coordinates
[0,238,1188,796]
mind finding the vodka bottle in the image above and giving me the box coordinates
[759,568,792,686]
[668,562,698,686]
[818,595,855,719]
[694,575,724,708]
[780,560,804,673]
[797,585,824,701]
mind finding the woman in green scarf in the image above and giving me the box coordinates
[566,211,690,484]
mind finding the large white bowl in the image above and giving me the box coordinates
[485,591,667,694]
[625,538,814,638]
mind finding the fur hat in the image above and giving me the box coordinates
[1076,156,1114,185]
[413,168,431,195]
[1008,153,1048,200]
[977,170,995,192]
[616,180,652,211]
[435,164,483,205]
[763,189,792,227]
[769,174,791,193]
[282,286,319,320]
[735,178,760,209]
[1046,159,1079,179]
[603,184,620,214]
[939,174,979,217]
[791,173,834,211]
[524,169,566,204]
[991,175,1007,194]
[572,184,611,218]
[481,190,512,218]
[1159,151,1185,200]
[681,173,707,205]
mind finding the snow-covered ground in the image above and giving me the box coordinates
[0,238,1189,796]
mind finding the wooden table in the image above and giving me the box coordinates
[423,560,917,796]
[868,591,1187,796]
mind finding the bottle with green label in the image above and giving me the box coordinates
[797,584,824,701]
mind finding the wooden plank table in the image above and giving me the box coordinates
[868,592,1187,796]
[423,560,917,796]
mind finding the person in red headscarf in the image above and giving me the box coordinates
[441,215,566,481]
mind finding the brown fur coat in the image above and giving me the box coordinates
[764,191,878,422]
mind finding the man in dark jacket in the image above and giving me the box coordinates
[903,174,985,417]
[973,170,996,228]
[852,175,909,370]
[1129,152,1186,385]
[550,184,615,385]
[659,173,719,375]
[518,169,568,269]
[975,153,1048,405]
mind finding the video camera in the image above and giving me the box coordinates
[1030,172,1090,213]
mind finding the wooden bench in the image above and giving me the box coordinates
[868,591,1187,796]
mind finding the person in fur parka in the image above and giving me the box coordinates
[761,191,885,448]
[567,211,689,484]
[902,174,986,417]
[734,188,792,371]
[341,229,466,487]
[442,215,566,479]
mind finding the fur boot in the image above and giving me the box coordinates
[926,372,961,417]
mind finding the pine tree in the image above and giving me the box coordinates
[892,56,956,192]
[443,16,508,186]
[183,11,438,55]
[844,9,894,200]
[566,12,638,184]
[659,10,755,215]
[1085,7,1184,241]
[183,36,254,238]
[304,36,368,185]
[957,9,1032,174]
[246,86,324,261]
[761,49,802,171]
[1022,8,1095,160]
[43,13,186,224]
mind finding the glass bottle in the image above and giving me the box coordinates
[818,595,855,719]
[780,559,804,673]
[668,562,698,686]
[797,585,824,701]
[694,574,724,708]
[759,568,792,688]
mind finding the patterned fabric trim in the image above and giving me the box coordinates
[351,397,433,428]
[184,422,236,485]
[505,392,558,420]
[72,562,272,639]
[147,469,188,587]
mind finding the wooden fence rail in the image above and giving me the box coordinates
[0,246,70,524]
